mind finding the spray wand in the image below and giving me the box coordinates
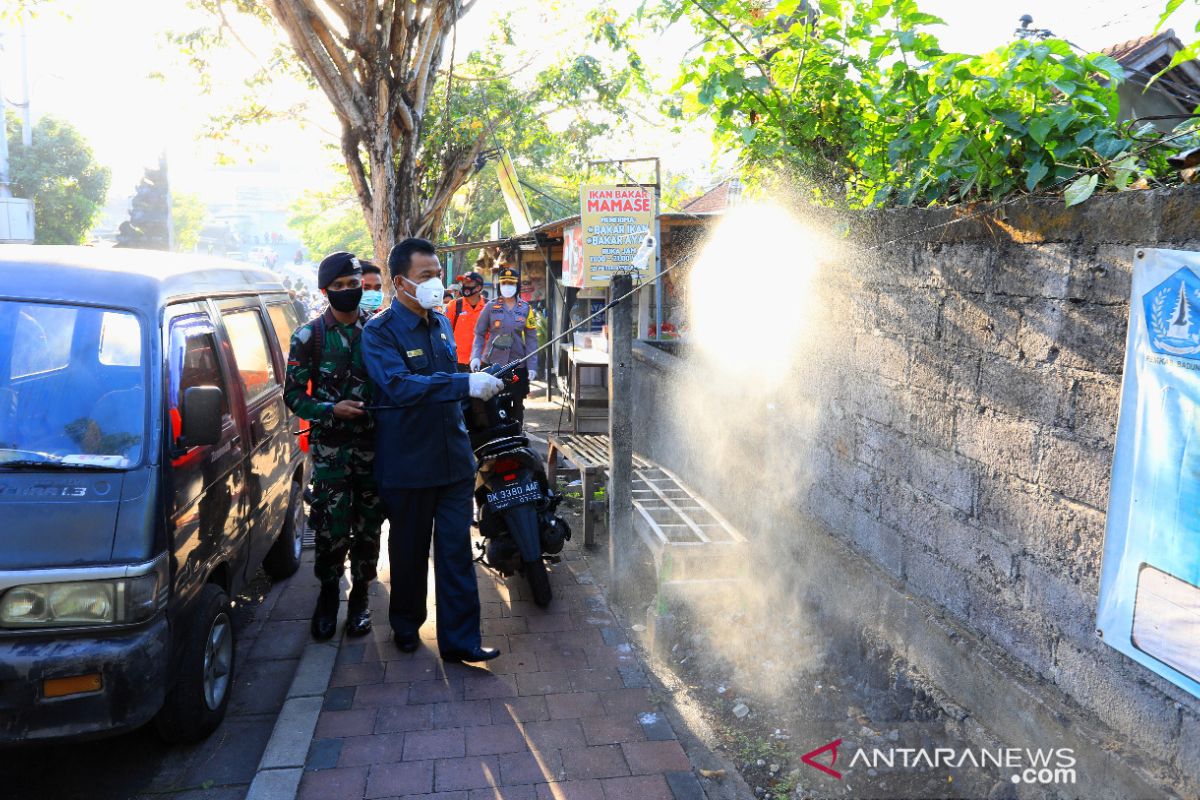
[363,235,672,412]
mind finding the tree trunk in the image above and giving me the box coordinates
[367,129,396,270]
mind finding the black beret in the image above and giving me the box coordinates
[317,251,362,289]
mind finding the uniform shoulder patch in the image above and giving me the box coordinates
[295,325,313,345]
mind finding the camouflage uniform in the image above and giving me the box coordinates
[284,308,383,585]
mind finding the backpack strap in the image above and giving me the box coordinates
[449,297,466,330]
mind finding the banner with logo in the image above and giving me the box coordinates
[579,185,655,288]
[1098,247,1200,699]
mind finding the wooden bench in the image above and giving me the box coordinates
[545,433,651,547]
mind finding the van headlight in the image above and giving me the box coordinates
[0,557,167,628]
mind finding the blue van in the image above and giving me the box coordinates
[0,246,309,744]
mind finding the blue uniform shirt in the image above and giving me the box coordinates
[362,299,474,489]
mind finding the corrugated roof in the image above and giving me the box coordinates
[1101,30,1173,63]
[681,181,733,213]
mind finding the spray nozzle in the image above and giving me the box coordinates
[632,234,657,272]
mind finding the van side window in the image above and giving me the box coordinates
[168,317,230,445]
[98,311,142,367]
[222,309,278,404]
[266,303,301,354]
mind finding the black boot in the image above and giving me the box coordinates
[345,581,372,637]
[310,580,340,640]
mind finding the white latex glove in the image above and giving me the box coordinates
[468,371,505,401]
[469,357,482,372]
[528,368,538,381]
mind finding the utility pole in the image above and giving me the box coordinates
[19,22,31,147]
[0,33,11,199]
[607,273,635,604]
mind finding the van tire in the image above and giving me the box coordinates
[264,480,304,580]
[154,584,234,743]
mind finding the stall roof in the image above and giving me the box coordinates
[437,211,721,255]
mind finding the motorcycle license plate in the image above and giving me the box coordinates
[487,481,540,511]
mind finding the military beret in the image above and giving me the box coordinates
[317,251,362,289]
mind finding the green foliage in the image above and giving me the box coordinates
[171,192,207,253]
[0,0,54,22]
[288,184,372,258]
[1156,0,1200,82]
[6,113,110,245]
[649,0,1170,207]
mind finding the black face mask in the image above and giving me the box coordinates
[461,284,480,297]
[326,287,363,313]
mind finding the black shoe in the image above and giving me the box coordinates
[393,633,420,653]
[310,581,340,641]
[441,646,501,663]
[345,585,371,637]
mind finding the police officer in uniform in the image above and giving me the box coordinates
[284,252,383,640]
[362,238,505,663]
[470,266,537,422]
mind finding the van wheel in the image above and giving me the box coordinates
[264,480,304,580]
[155,584,235,744]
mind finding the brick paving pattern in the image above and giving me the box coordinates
[301,540,699,800]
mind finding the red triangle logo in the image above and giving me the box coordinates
[800,738,843,779]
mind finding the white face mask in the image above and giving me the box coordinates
[400,275,445,309]
[499,283,517,299]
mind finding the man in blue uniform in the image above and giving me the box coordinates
[362,237,506,663]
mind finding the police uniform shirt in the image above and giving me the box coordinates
[471,298,536,365]
[361,299,473,489]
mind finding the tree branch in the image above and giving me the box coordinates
[293,0,371,121]
[265,0,366,130]
[410,4,451,120]
[340,129,372,217]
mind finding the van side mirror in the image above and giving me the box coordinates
[181,386,223,448]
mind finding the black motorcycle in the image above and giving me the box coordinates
[464,365,571,607]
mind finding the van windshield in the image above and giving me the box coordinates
[0,301,146,470]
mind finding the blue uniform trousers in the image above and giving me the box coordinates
[381,477,481,655]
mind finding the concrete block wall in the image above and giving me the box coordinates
[630,187,1200,796]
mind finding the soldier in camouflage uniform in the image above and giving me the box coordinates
[284,251,383,640]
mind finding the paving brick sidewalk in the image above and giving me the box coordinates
[299,538,704,800]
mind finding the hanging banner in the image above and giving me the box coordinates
[496,151,534,235]
[579,185,655,287]
[1098,247,1200,698]
[563,224,585,288]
